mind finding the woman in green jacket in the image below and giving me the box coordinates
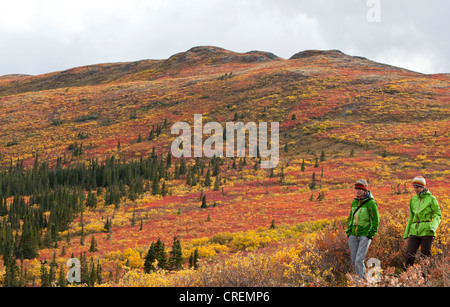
[404,176,441,268]
[346,179,380,280]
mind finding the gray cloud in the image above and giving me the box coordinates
[0,0,448,76]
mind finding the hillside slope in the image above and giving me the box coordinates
[1,46,448,168]
[0,46,449,287]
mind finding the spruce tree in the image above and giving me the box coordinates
[161,180,167,197]
[80,252,88,285]
[18,218,39,259]
[188,252,193,269]
[309,172,317,190]
[270,219,276,229]
[49,252,57,285]
[57,263,67,287]
[88,235,98,252]
[4,258,21,287]
[213,176,220,191]
[189,249,199,269]
[144,239,168,272]
[131,208,136,226]
[151,177,160,195]
[86,191,97,208]
[193,248,199,270]
[88,259,97,287]
[201,195,207,208]
[204,169,212,187]
[103,218,111,233]
[154,239,167,270]
[320,150,326,162]
[40,260,49,287]
[168,236,183,271]
[137,134,143,143]
[96,261,103,285]
[144,242,156,273]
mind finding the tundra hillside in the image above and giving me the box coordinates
[0,46,448,286]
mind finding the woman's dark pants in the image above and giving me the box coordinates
[405,235,434,268]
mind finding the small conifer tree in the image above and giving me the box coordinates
[88,235,98,252]
[168,236,183,271]
[201,195,207,208]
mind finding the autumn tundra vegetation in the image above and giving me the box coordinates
[0,46,448,287]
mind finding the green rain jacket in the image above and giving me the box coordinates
[403,189,441,239]
[346,191,380,239]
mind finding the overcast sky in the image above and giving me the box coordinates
[0,0,449,76]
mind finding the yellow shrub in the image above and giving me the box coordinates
[230,231,277,251]
[106,248,144,269]
[115,268,170,287]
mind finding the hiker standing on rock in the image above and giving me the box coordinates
[346,179,380,280]
[403,176,441,268]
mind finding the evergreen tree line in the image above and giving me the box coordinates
[0,150,168,198]
[40,252,103,287]
[0,143,260,287]
[0,150,230,205]
[0,149,178,280]
[0,149,233,262]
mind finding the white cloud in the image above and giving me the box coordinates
[0,0,36,32]
[374,48,437,74]
[0,0,448,75]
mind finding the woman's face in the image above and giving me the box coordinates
[413,185,425,195]
[355,188,366,198]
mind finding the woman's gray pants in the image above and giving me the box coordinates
[348,235,372,280]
